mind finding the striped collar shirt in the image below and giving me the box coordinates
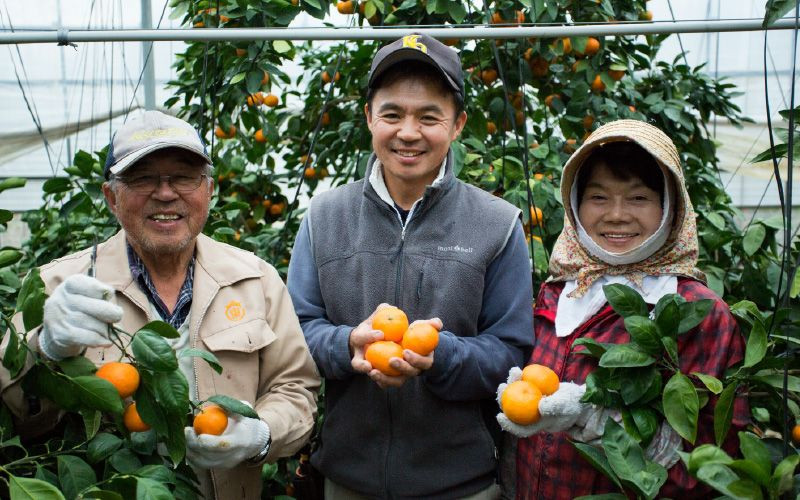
[126,243,194,329]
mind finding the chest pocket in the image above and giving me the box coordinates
[201,318,275,353]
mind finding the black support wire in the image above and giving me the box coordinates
[0,4,57,176]
[762,1,798,459]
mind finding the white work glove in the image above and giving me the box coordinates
[39,274,123,360]
[569,408,683,469]
[496,367,595,437]
[184,407,270,470]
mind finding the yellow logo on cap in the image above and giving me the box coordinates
[402,34,427,53]
[225,300,245,322]
[130,127,191,142]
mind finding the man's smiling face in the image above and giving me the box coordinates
[365,74,466,190]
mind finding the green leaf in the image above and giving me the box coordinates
[791,268,800,298]
[603,423,642,473]
[695,463,739,496]
[245,69,263,94]
[179,348,222,374]
[57,455,97,499]
[599,345,655,368]
[136,477,173,500]
[623,316,663,355]
[692,372,723,394]
[81,491,124,500]
[34,466,58,488]
[150,370,190,415]
[42,177,72,194]
[162,409,186,466]
[70,376,124,413]
[603,284,648,318]
[727,478,765,499]
[109,448,142,474]
[728,459,770,487]
[272,40,292,54]
[0,209,12,224]
[654,300,680,338]
[742,224,766,256]
[229,71,246,85]
[58,356,98,377]
[8,475,66,500]
[131,331,178,372]
[768,453,800,495]
[752,374,800,392]
[744,320,767,367]
[134,382,168,435]
[572,441,625,491]
[662,373,699,444]
[87,432,123,463]
[0,177,26,193]
[630,407,659,445]
[620,366,660,405]
[448,2,466,22]
[364,1,376,18]
[22,364,79,410]
[22,292,45,332]
[130,429,156,455]
[714,383,737,446]
[135,464,175,484]
[630,462,668,500]
[737,432,771,480]
[661,336,678,365]
[137,320,180,339]
[82,409,102,440]
[207,395,259,418]
[677,299,714,334]
[16,268,44,311]
[0,249,22,267]
[763,0,797,27]
[571,338,610,358]
[705,212,726,230]
[686,444,733,475]
[2,329,26,379]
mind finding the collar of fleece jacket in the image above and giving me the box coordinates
[547,119,706,298]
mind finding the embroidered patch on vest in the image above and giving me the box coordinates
[225,300,245,322]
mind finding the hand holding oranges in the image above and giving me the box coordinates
[356,305,441,386]
[497,365,591,437]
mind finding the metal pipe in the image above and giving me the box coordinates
[1,18,797,45]
[141,0,156,110]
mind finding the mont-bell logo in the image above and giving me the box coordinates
[438,244,474,254]
[402,34,427,53]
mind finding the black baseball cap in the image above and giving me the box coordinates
[368,33,464,98]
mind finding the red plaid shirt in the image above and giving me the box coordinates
[516,278,748,499]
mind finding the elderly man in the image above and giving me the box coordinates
[288,34,534,499]
[0,111,320,499]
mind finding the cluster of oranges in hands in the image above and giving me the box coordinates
[95,361,228,436]
[364,306,440,376]
[500,364,560,425]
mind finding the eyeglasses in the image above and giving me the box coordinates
[116,174,208,194]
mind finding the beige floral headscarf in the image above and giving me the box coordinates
[548,119,705,297]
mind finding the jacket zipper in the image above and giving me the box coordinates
[391,202,417,307]
[386,202,420,497]
[192,303,219,496]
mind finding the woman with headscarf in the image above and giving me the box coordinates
[498,120,748,498]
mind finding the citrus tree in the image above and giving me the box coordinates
[3,0,799,497]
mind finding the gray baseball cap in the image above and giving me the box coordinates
[103,110,210,179]
[368,33,464,98]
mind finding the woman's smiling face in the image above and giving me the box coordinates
[577,161,663,253]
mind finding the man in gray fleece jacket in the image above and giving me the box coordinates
[287,34,534,499]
